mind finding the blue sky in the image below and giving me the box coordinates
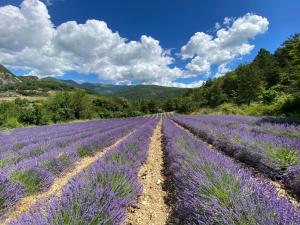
[0,0,299,87]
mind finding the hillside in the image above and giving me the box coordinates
[78,82,189,100]
[43,77,189,100]
[0,64,22,85]
[0,66,77,98]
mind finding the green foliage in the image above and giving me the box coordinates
[105,153,132,165]
[97,171,135,198]
[176,33,300,117]
[266,146,298,169]
[236,64,262,105]
[259,88,279,104]
[52,198,112,225]
[4,117,23,129]
[203,173,240,206]
[279,94,300,116]
[76,146,93,157]
[0,159,7,168]
[19,104,50,125]
[11,169,43,194]
[0,77,76,93]
[41,154,73,175]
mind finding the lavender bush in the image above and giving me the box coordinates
[172,115,300,197]
[0,117,150,219]
[9,118,158,224]
[163,118,300,224]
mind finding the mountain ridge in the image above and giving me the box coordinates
[0,65,189,100]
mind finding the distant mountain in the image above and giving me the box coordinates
[0,65,189,100]
[0,64,22,85]
[42,77,189,100]
[54,79,190,100]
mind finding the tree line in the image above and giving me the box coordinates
[166,33,300,116]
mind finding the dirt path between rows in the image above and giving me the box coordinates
[171,119,300,210]
[126,119,171,225]
[2,130,136,225]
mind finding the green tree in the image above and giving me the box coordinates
[71,90,93,119]
[236,65,262,105]
[253,48,279,88]
[47,92,75,122]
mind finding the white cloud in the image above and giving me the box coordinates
[0,1,269,87]
[151,79,204,88]
[0,0,182,86]
[181,13,269,77]
[215,22,221,30]
[215,64,232,77]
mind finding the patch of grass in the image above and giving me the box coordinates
[97,171,135,198]
[29,147,46,157]
[124,143,140,154]
[0,184,5,209]
[41,154,73,176]
[10,169,43,194]
[176,137,197,158]
[266,145,298,169]
[76,146,93,157]
[58,141,69,148]
[0,197,4,209]
[105,153,132,165]
[202,173,240,207]
[0,156,23,168]
[233,136,242,144]
[53,201,112,225]
[0,159,7,168]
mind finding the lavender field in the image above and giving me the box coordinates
[1,115,300,225]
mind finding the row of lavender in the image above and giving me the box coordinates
[8,118,158,225]
[163,118,300,224]
[172,115,300,197]
[184,115,300,138]
[0,117,149,219]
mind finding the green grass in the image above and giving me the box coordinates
[41,154,73,176]
[123,143,140,155]
[176,136,197,158]
[29,147,46,157]
[0,184,5,209]
[53,201,112,225]
[202,173,240,206]
[105,153,132,165]
[266,145,298,169]
[0,156,23,168]
[10,169,43,194]
[0,159,7,168]
[97,171,135,198]
[233,136,242,144]
[76,146,93,157]
[0,196,4,209]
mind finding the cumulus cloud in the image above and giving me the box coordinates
[181,13,269,77]
[0,0,269,87]
[0,0,182,86]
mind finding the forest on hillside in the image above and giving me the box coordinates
[167,34,300,116]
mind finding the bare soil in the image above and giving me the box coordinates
[125,119,171,225]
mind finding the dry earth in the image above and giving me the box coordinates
[126,120,171,225]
